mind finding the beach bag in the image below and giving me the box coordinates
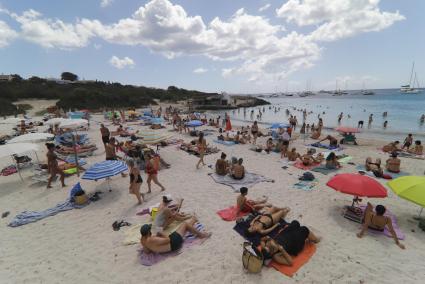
[299,172,315,181]
[74,194,88,205]
[242,242,263,273]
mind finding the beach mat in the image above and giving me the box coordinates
[209,172,274,192]
[311,166,339,175]
[138,223,206,266]
[293,180,319,191]
[214,140,236,146]
[293,161,320,170]
[344,206,405,240]
[268,243,317,277]
[217,206,249,221]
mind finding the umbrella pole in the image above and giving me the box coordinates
[72,132,80,177]
[11,156,24,182]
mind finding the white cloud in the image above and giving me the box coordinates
[100,0,114,8]
[259,4,271,12]
[193,67,207,74]
[0,21,18,47]
[277,0,404,42]
[10,9,95,49]
[109,56,135,69]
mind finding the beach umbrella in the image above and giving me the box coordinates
[270,122,290,129]
[59,119,88,129]
[82,160,127,189]
[186,120,203,127]
[7,133,54,144]
[150,117,164,125]
[46,118,67,126]
[388,176,425,217]
[335,126,360,133]
[327,173,387,206]
[0,143,39,181]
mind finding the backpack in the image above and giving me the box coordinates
[299,172,315,181]
[242,242,263,273]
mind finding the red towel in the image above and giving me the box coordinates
[293,161,320,170]
[216,206,249,221]
[268,243,316,277]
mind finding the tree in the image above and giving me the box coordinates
[61,72,78,81]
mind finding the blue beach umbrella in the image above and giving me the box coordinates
[186,120,203,127]
[150,117,164,125]
[82,160,127,181]
[269,122,290,129]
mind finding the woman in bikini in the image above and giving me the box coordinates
[196,132,207,169]
[251,121,259,145]
[260,220,320,266]
[357,202,405,249]
[145,154,165,193]
[127,159,144,205]
[46,143,66,189]
[247,207,290,235]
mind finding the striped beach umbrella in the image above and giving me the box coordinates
[82,160,127,181]
[186,120,203,127]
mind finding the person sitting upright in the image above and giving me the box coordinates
[236,187,270,216]
[265,138,274,154]
[215,152,229,176]
[140,217,211,254]
[286,148,300,162]
[386,152,401,173]
[357,203,405,249]
[231,158,245,180]
[365,157,383,177]
[318,135,338,147]
[153,196,191,234]
[407,140,423,155]
[383,141,400,153]
[325,152,341,169]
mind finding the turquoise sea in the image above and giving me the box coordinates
[218,89,425,141]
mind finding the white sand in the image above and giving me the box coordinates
[1,110,425,284]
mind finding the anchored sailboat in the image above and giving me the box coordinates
[401,62,422,94]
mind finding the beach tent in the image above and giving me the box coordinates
[388,176,425,217]
[0,143,39,181]
[327,173,387,206]
[7,133,54,144]
[82,160,127,189]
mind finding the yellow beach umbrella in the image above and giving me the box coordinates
[388,176,425,216]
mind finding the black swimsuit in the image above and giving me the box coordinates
[130,173,143,183]
[169,232,183,251]
[256,214,274,229]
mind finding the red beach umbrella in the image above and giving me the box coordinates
[327,174,387,198]
[335,126,360,133]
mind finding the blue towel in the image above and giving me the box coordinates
[309,143,341,150]
[214,140,236,146]
[8,199,87,227]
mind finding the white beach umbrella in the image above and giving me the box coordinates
[7,133,54,144]
[0,143,40,181]
[0,117,25,124]
[59,119,88,129]
[46,118,67,126]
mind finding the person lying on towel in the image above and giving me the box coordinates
[140,217,211,253]
[357,203,405,249]
[236,187,270,217]
[301,150,323,166]
[246,207,290,236]
[260,220,320,266]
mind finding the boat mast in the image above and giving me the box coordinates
[408,62,415,86]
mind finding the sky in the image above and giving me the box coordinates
[0,0,424,93]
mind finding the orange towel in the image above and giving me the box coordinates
[268,243,316,277]
[216,206,250,221]
[293,161,320,170]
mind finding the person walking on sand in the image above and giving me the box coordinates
[251,121,259,145]
[45,143,66,188]
[106,137,127,177]
[145,153,165,193]
[196,132,207,169]
[100,124,110,150]
[127,159,144,205]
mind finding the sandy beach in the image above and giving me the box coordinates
[1,108,425,284]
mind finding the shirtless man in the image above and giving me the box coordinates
[106,137,126,177]
[231,158,245,180]
[236,187,270,216]
[286,148,300,162]
[140,217,210,254]
[318,135,338,147]
[100,124,110,149]
[386,152,401,173]
[357,203,405,249]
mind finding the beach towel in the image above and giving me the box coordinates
[268,243,317,277]
[344,206,405,240]
[233,216,288,246]
[311,165,339,175]
[8,198,87,227]
[209,172,274,192]
[355,165,410,179]
[309,143,342,150]
[123,220,183,245]
[293,180,319,191]
[293,161,320,170]
[217,206,249,221]
[138,223,206,266]
[214,140,236,146]
[397,152,425,160]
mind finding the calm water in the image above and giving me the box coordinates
[217,89,425,140]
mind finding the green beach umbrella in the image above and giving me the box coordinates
[388,176,425,216]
